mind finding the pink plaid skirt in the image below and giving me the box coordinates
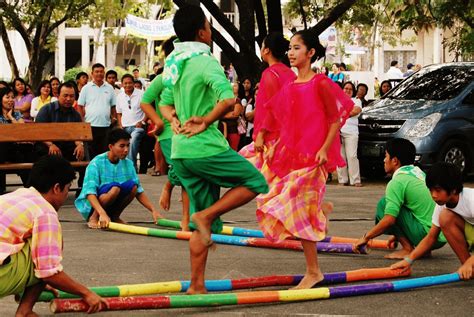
[255,160,328,243]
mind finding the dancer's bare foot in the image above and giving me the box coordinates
[321,201,334,234]
[159,182,173,211]
[191,213,216,251]
[186,286,208,295]
[290,271,324,290]
[384,248,413,259]
[181,219,190,232]
[16,310,39,317]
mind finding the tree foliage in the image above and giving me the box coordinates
[284,0,473,64]
[0,0,94,86]
[395,0,473,60]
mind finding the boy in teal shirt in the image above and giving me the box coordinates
[161,5,268,294]
[354,138,445,258]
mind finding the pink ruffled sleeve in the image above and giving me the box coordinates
[317,77,354,127]
[253,69,280,136]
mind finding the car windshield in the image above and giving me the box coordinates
[387,66,473,101]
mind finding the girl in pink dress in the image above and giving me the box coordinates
[239,32,296,169]
[257,30,354,289]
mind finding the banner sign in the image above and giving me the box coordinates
[125,14,174,40]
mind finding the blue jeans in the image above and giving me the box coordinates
[124,126,145,169]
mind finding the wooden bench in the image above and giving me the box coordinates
[0,122,92,190]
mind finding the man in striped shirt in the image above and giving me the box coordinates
[0,156,106,316]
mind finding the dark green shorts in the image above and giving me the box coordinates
[376,196,446,249]
[172,149,268,233]
[159,138,181,186]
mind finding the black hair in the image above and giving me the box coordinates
[28,155,76,193]
[133,80,143,88]
[132,68,140,73]
[426,162,463,194]
[121,74,134,82]
[263,32,289,61]
[92,63,105,71]
[291,30,325,63]
[162,35,177,57]
[58,81,78,97]
[357,83,369,94]
[12,77,27,96]
[106,70,118,78]
[379,80,393,96]
[76,71,88,81]
[390,60,398,67]
[339,62,347,71]
[50,77,60,85]
[343,81,357,97]
[0,86,14,111]
[107,128,131,145]
[385,138,416,166]
[0,80,9,88]
[334,81,344,89]
[173,5,207,42]
[35,80,51,97]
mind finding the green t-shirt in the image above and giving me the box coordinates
[384,172,435,231]
[160,54,234,159]
[141,75,173,141]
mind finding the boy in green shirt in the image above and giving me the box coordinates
[161,5,268,294]
[354,138,445,258]
[140,36,191,230]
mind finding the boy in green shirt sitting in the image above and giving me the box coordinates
[160,5,268,294]
[354,138,446,258]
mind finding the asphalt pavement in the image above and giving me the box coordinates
[1,173,473,316]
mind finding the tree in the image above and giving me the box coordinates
[0,0,94,87]
[395,0,473,61]
[174,0,357,82]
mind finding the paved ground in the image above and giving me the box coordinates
[1,173,473,316]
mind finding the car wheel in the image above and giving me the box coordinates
[437,140,471,175]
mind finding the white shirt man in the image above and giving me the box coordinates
[116,74,146,169]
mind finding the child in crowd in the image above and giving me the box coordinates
[392,162,474,280]
[256,30,353,289]
[354,138,446,258]
[75,128,162,229]
[160,5,268,294]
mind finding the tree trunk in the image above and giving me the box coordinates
[199,0,263,81]
[267,0,283,33]
[92,23,105,64]
[0,17,20,79]
[298,0,308,30]
[254,0,267,45]
[309,0,357,36]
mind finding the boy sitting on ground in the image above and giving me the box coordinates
[354,138,446,258]
[392,162,474,280]
[75,128,162,228]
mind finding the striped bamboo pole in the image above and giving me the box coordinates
[107,222,369,254]
[156,219,395,249]
[38,267,409,301]
[50,273,461,313]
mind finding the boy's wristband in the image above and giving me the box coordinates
[403,257,414,265]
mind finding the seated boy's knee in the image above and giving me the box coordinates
[109,186,121,196]
[439,208,457,229]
